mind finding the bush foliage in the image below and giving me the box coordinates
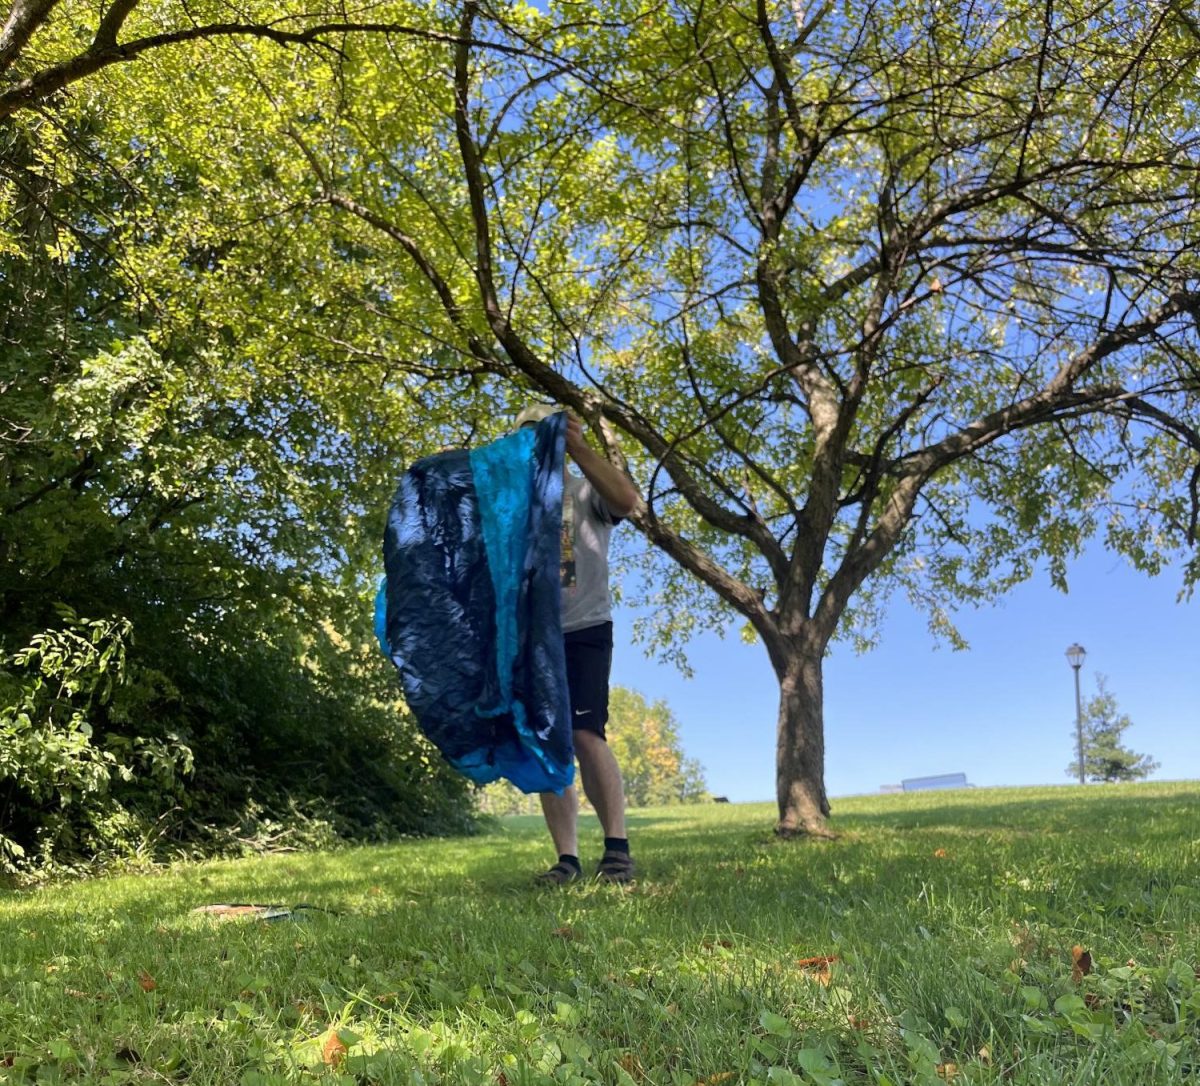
[0,109,472,876]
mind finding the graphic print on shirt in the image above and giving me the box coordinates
[561,487,577,588]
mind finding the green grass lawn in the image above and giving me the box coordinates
[2,782,1198,1085]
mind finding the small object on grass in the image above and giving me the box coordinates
[191,903,338,922]
[1071,945,1092,982]
[322,1031,348,1067]
[795,955,838,985]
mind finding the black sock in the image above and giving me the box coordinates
[603,837,629,855]
[558,854,582,872]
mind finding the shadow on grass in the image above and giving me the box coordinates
[832,786,1200,833]
[4,785,1195,930]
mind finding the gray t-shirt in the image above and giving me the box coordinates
[560,470,619,633]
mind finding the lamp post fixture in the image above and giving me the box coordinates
[1065,643,1087,784]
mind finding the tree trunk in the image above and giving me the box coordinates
[774,642,834,838]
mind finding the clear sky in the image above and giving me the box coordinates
[609,541,1198,803]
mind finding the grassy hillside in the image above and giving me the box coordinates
[1,782,1198,1084]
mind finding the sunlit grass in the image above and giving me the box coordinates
[1,782,1198,1084]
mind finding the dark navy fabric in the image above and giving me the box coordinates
[378,413,573,793]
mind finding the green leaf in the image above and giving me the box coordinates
[759,1010,795,1038]
[1021,986,1048,1011]
[765,1069,805,1086]
[943,1006,967,1029]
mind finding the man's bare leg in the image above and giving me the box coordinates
[573,729,626,839]
[538,786,579,858]
[538,730,631,882]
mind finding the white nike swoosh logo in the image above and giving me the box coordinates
[574,709,592,716]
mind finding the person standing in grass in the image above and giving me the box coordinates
[514,405,640,885]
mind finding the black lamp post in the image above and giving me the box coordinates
[1065,643,1087,784]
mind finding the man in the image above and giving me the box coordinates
[514,405,640,884]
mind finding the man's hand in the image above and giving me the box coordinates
[564,413,588,460]
[562,412,639,518]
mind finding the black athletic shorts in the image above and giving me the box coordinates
[564,621,613,739]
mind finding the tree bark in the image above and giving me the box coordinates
[0,0,58,75]
[773,638,834,837]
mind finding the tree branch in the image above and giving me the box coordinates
[0,18,540,120]
[91,0,138,52]
[449,2,787,591]
[904,291,1200,478]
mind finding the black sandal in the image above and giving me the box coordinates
[534,860,582,885]
[596,851,635,883]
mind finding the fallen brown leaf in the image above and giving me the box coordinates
[322,1032,347,1067]
[936,1062,958,1079]
[977,1045,991,1065]
[933,848,948,859]
[696,1073,736,1086]
[1071,945,1092,983]
[796,955,838,986]
[618,1052,645,1080]
[552,925,578,940]
[137,971,157,992]
[1009,923,1040,957]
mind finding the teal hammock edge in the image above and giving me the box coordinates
[469,422,573,792]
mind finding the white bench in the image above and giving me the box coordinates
[901,772,970,792]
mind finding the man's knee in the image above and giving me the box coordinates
[573,727,609,765]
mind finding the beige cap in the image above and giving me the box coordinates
[512,403,559,431]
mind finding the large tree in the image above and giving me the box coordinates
[18,0,1200,837]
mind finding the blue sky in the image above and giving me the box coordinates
[609,541,1198,803]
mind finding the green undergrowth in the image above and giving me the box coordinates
[1,782,1198,1085]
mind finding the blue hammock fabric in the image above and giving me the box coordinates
[375,412,574,793]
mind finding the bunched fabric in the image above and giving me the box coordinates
[375,412,574,793]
